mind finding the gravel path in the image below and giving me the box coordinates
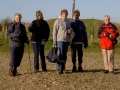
[0,51,120,90]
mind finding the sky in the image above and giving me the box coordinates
[0,0,120,22]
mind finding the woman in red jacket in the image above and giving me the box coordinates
[98,15,119,74]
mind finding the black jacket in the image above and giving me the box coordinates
[28,19,50,42]
[7,22,28,47]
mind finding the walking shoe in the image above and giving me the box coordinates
[42,69,47,72]
[9,69,14,76]
[78,66,83,72]
[109,71,114,74]
[34,70,39,73]
[72,66,76,72]
[103,70,109,74]
[14,70,20,76]
[59,70,63,74]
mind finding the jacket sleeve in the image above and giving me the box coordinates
[22,25,28,42]
[110,24,119,39]
[82,23,88,45]
[7,24,19,38]
[44,21,50,41]
[53,19,59,42]
[28,20,35,33]
[98,24,105,39]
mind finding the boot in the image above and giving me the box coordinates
[14,70,20,76]
[78,66,83,72]
[72,65,76,72]
[9,69,14,76]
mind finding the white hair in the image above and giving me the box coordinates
[104,15,110,20]
[14,13,22,18]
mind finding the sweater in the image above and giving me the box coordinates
[53,18,71,42]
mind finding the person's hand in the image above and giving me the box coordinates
[67,28,71,34]
[104,32,109,36]
[84,44,88,49]
[41,39,47,45]
[26,39,30,44]
[53,41,57,46]
[109,34,112,39]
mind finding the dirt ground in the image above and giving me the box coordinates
[0,51,120,90]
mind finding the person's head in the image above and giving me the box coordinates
[104,15,110,24]
[73,10,80,20]
[36,10,43,20]
[60,9,68,20]
[14,13,22,23]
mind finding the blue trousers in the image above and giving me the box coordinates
[56,41,69,70]
[32,43,46,70]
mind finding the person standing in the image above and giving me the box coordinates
[53,9,72,74]
[70,10,88,72]
[29,10,50,72]
[98,15,119,74]
[7,13,29,76]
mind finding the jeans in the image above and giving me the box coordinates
[56,41,69,70]
[9,45,24,67]
[70,44,83,65]
[32,43,46,70]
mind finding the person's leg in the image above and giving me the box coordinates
[77,44,83,72]
[14,45,24,75]
[107,49,114,72]
[102,49,109,73]
[70,44,77,72]
[15,45,24,67]
[31,43,39,71]
[56,41,64,71]
[61,42,69,71]
[9,47,16,76]
[39,44,47,71]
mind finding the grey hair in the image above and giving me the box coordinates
[14,13,22,18]
[104,15,110,20]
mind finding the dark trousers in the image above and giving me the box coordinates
[56,41,69,70]
[9,45,24,67]
[32,43,46,70]
[70,44,83,65]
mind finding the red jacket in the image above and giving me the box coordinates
[98,23,119,49]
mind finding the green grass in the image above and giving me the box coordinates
[0,18,120,52]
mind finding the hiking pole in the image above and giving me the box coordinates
[28,44,32,74]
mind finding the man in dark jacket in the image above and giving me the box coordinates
[29,10,50,72]
[7,13,29,76]
[70,10,88,72]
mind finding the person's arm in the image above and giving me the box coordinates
[22,25,29,44]
[44,21,50,41]
[28,20,35,33]
[98,24,105,39]
[53,20,59,42]
[53,20,59,46]
[110,24,119,39]
[82,22,88,48]
[7,24,19,38]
